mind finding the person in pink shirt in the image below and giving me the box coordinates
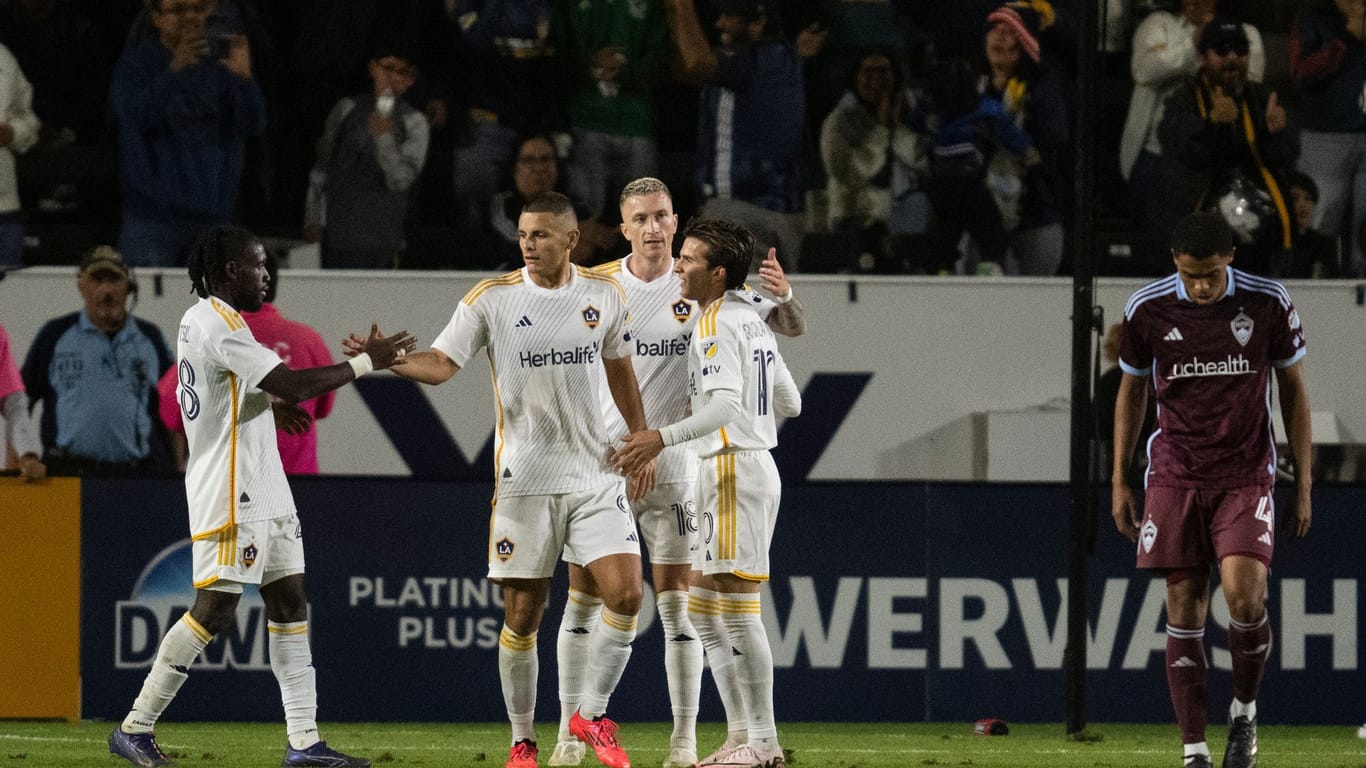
[0,321,45,480]
[158,252,335,473]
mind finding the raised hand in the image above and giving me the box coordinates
[1208,85,1238,124]
[357,323,417,369]
[757,247,790,297]
[1265,91,1286,133]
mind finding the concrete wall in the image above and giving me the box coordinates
[4,268,1362,479]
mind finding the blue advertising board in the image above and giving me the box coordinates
[81,479,1364,724]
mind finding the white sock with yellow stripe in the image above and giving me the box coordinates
[499,625,538,744]
[721,593,777,747]
[122,612,212,733]
[658,589,701,749]
[268,620,320,750]
[689,587,747,744]
[557,588,602,740]
[577,607,637,719]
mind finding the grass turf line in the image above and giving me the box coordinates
[0,721,1362,768]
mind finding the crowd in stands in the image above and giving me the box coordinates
[0,0,1363,277]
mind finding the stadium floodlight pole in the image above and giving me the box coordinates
[1065,0,1101,737]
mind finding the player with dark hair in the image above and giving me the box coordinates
[550,179,805,768]
[349,192,654,768]
[613,217,802,768]
[109,225,414,768]
[1111,209,1312,768]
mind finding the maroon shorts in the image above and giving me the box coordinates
[1136,485,1275,571]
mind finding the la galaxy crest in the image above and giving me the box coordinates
[582,305,601,329]
[672,300,692,324]
[496,537,515,563]
[242,542,258,568]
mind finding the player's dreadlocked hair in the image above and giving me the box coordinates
[187,225,259,298]
[682,217,755,290]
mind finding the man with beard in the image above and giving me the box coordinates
[108,225,413,767]
[21,246,173,475]
[1155,18,1299,276]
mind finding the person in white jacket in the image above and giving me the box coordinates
[0,42,39,268]
[1119,0,1264,182]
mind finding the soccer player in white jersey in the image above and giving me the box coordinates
[109,226,414,768]
[548,179,805,768]
[356,192,653,768]
[613,218,802,768]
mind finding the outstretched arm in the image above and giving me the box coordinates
[260,324,416,402]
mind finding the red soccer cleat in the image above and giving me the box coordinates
[568,710,631,768]
[506,739,539,768]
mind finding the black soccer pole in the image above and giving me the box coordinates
[1065,0,1100,736]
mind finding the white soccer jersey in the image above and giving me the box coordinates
[176,297,295,537]
[433,266,632,496]
[688,294,795,458]
[593,256,778,481]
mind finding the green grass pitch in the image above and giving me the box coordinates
[1,721,1363,768]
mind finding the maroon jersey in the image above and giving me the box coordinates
[1118,267,1306,489]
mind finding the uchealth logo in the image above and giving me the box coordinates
[115,540,272,671]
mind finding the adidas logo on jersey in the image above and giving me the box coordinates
[1164,328,1184,341]
[515,316,534,328]
[1258,532,1272,545]
[239,491,251,503]
[1170,656,1198,668]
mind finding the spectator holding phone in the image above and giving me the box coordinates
[110,0,266,267]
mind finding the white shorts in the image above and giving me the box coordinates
[192,514,305,593]
[494,479,640,579]
[693,451,780,581]
[628,480,697,566]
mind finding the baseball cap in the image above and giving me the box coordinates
[1198,19,1249,55]
[78,245,130,279]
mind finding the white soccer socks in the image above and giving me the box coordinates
[557,588,603,740]
[123,612,212,733]
[500,625,539,744]
[689,587,748,746]
[577,607,637,720]
[268,620,320,750]
[719,594,777,748]
[658,590,701,750]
